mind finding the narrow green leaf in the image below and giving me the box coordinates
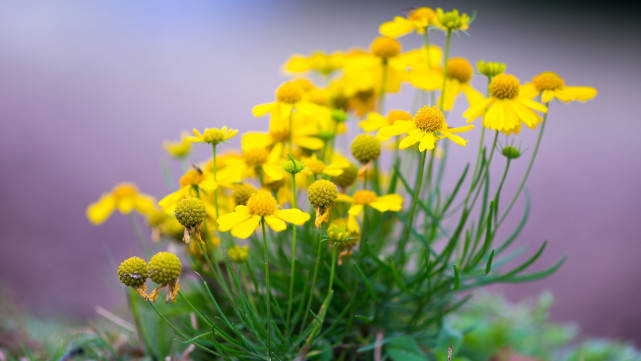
[485,250,495,274]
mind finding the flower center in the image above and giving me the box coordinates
[276,81,303,104]
[446,57,473,83]
[408,7,436,24]
[370,36,402,58]
[489,74,520,99]
[179,168,204,187]
[202,128,226,143]
[414,106,444,132]
[270,127,290,143]
[112,183,138,199]
[532,71,564,91]
[353,190,377,205]
[243,148,269,167]
[247,191,277,216]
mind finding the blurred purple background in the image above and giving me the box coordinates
[1,0,640,344]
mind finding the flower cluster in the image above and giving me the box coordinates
[87,5,597,360]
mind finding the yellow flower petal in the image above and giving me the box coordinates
[359,112,388,133]
[274,208,310,225]
[218,206,251,232]
[264,215,287,232]
[231,215,261,239]
[348,204,364,217]
[252,103,276,117]
[555,86,597,103]
[379,16,416,38]
[86,194,116,225]
[369,194,403,213]
[463,98,492,122]
[336,194,354,203]
[377,120,414,141]
[418,132,437,152]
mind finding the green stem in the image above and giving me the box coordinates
[260,220,272,359]
[493,159,511,217]
[285,172,298,337]
[147,301,219,357]
[212,144,219,219]
[438,30,452,110]
[423,29,432,68]
[378,58,388,112]
[497,104,550,227]
[301,224,324,330]
[399,150,428,265]
[128,289,154,358]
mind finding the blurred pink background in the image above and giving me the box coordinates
[1,0,640,344]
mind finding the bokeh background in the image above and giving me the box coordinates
[1,0,640,344]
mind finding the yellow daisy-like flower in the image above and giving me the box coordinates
[521,71,597,103]
[252,81,317,119]
[435,8,470,32]
[336,190,403,231]
[241,135,286,183]
[463,74,548,135]
[87,183,156,225]
[377,106,474,152]
[158,167,216,213]
[359,110,412,133]
[400,45,443,90]
[217,190,310,239]
[189,126,238,145]
[283,51,345,76]
[163,132,192,158]
[439,57,484,111]
[301,153,350,178]
[379,7,441,38]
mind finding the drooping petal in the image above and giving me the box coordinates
[461,84,485,107]
[418,132,437,152]
[158,187,190,213]
[555,86,597,103]
[519,83,539,99]
[336,194,354,203]
[483,101,505,131]
[439,79,461,111]
[440,130,469,147]
[274,209,310,226]
[218,206,251,232]
[541,90,555,103]
[463,97,492,122]
[379,16,416,38]
[252,103,276,117]
[369,194,404,213]
[348,204,364,217]
[86,194,116,225]
[264,215,287,232]
[518,97,548,113]
[511,100,542,129]
[377,120,414,141]
[359,112,388,133]
[134,194,158,216]
[231,215,261,239]
[293,136,324,150]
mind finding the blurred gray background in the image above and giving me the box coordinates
[1,0,640,344]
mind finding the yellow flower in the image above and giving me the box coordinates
[435,8,470,32]
[301,153,350,178]
[283,51,345,76]
[158,167,216,213]
[241,135,286,183]
[378,106,474,152]
[218,190,310,239]
[190,126,238,145]
[163,132,192,158]
[87,183,156,225]
[359,110,412,133]
[228,245,249,262]
[439,57,484,111]
[463,74,548,135]
[252,81,317,119]
[379,7,440,38]
[400,46,443,90]
[521,71,597,103]
[336,190,403,231]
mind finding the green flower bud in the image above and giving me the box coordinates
[477,60,506,78]
[502,146,521,160]
[148,252,181,286]
[174,197,206,228]
[117,257,148,288]
[331,109,348,123]
[351,134,381,164]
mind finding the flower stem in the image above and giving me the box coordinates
[493,158,511,217]
[285,172,298,337]
[260,220,272,359]
[378,58,388,112]
[212,144,219,219]
[438,30,452,110]
[301,224,324,331]
[399,150,428,265]
[497,104,549,227]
